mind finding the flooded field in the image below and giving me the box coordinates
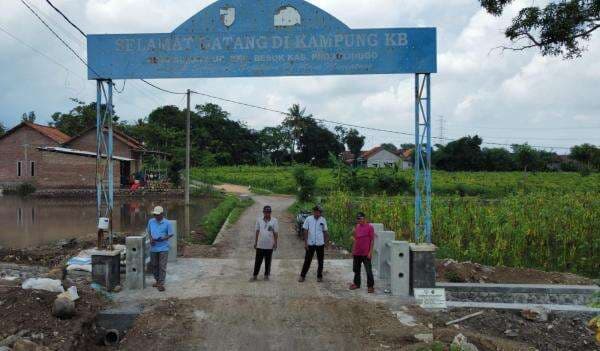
[0,195,219,248]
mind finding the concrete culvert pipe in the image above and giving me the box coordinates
[104,329,120,346]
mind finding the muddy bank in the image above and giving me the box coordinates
[0,238,96,268]
[437,258,596,285]
[29,189,184,199]
[0,283,107,351]
[432,308,600,351]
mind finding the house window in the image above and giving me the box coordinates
[17,161,22,177]
[30,161,35,177]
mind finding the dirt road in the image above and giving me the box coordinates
[117,194,434,350]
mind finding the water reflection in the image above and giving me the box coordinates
[0,196,219,248]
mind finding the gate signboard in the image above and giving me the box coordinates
[87,0,436,79]
[88,0,437,244]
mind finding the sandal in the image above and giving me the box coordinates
[349,284,360,290]
[368,287,375,294]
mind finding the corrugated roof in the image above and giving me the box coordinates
[37,146,134,161]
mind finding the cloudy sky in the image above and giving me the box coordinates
[0,0,599,153]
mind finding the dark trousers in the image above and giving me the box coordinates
[300,245,325,278]
[253,249,273,276]
[150,251,168,285]
[353,256,374,288]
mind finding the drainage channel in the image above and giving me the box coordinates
[94,305,143,346]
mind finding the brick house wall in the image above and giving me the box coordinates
[35,150,121,189]
[67,130,133,159]
[0,126,122,189]
[0,127,59,188]
[66,129,142,174]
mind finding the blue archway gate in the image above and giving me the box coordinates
[88,0,436,244]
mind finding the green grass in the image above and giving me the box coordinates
[227,197,254,227]
[196,195,252,244]
[192,166,600,198]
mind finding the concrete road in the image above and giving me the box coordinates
[115,193,431,351]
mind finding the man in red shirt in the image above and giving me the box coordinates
[349,212,375,293]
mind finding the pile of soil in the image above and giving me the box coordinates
[0,284,107,350]
[432,308,600,351]
[0,235,129,268]
[0,238,95,268]
[436,259,595,285]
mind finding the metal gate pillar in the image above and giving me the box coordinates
[96,79,115,247]
[414,73,432,243]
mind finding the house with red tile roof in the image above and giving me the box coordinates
[0,122,156,190]
[342,146,413,169]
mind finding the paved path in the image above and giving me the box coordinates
[216,194,301,259]
[116,192,430,351]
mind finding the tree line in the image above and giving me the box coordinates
[433,135,600,172]
[5,99,599,173]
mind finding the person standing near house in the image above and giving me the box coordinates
[148,206,174,292]
[298,206,328,282]
[252,205,279,281]
[349,212,375,293]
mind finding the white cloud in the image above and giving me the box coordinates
[0,0,598,151]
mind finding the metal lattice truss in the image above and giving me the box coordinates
[96,80,114,242]
[414,73,432,243]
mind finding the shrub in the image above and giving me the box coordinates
[292,166,316,202]
[375,171,411,195]
[168,160,183,187]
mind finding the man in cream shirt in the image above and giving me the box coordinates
[251,205,279,281]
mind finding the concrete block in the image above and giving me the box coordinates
[125,236,145,290]
[91,250,121,292]
[409,243,436,295]
[389,241,410,297]
[371,223,384,269]
[377,231,395,280]
[168,220,178,262]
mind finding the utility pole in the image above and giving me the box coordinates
[185,89,191,206]
[437,115,446,145]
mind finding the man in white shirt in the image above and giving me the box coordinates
[252,205,279,281]
[298,205,328,282]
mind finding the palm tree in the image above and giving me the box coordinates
[282,104,313,163]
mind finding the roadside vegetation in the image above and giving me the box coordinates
[192,195,253,245]
[192,166,600,278]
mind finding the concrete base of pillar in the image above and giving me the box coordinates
[409,243,437,296]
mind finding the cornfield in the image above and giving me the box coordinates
[323,191,600,278]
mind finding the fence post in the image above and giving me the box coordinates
[371,223,384,269]
[125,236,146,290]
[389,241,410,297]
[378,231,395,280]
[168,220,178,262]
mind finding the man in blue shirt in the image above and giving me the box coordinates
[147,206,173,292]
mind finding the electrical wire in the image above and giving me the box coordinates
[113,80,126,94]
[141,79,187,95]
[44,0,87,37]
[20,0,100,78]
[0,24,83,79]
[35,0,580,150]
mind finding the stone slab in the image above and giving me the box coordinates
[447,301,600,313]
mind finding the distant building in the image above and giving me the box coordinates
[342,146,413,169]
[0,122,159,190]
